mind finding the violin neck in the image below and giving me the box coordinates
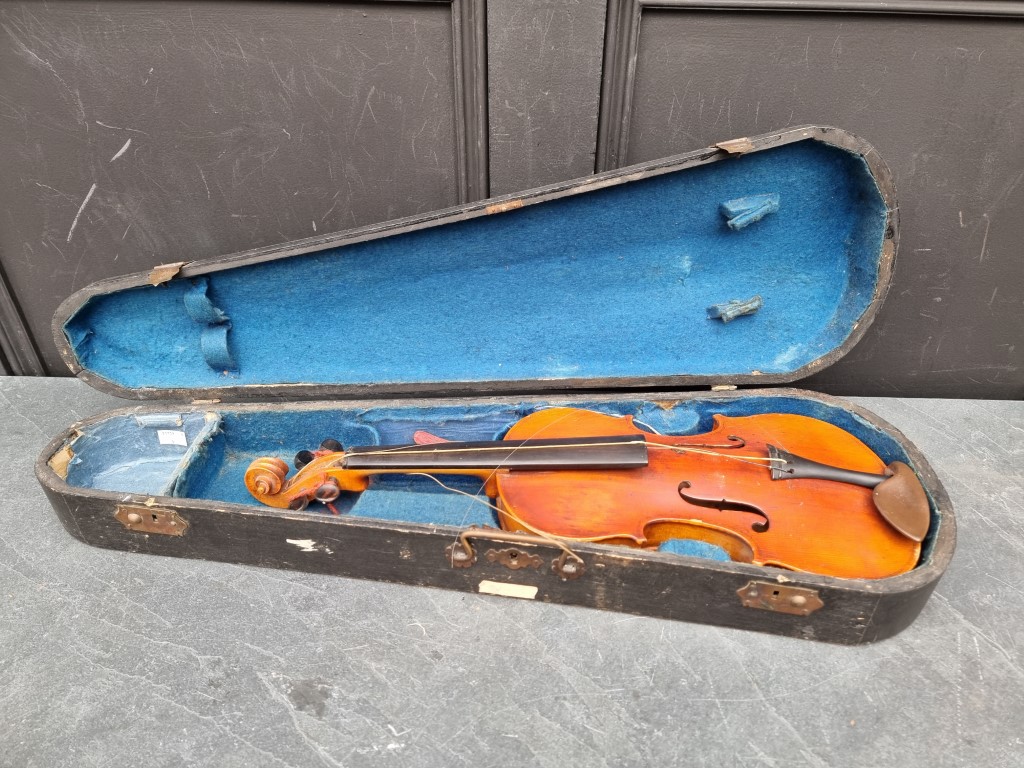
[343,435,649,472]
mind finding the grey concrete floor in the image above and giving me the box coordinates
[1,377,1022,767]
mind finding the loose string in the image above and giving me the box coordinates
[408,473,589,562]
[424,407,636,561]
[420,408,778,560]
[413,410,787,559]
[286,408,788,559]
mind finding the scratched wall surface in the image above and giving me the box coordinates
[487,0,607,195]
[0,0,461,374]
[618,11,1024,399]
[1,3,1023,398]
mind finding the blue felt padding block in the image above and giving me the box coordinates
[63,140,888,391]
[720,192,781,230]
[199,324,237,372]
[707,295,763,323]
[348,487,498,528]
[658,539,733,561]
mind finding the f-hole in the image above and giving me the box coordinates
[677,481,771,533]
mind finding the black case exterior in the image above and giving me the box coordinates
[36,126,955,644]
[36,390,955,646]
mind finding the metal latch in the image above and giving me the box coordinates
[737,580,823,616]
[115,505,189,536]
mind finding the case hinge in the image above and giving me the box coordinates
[716,137,755,155]
[115,505,189,536]
[737,580,823,616]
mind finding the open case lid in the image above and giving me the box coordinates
[54,126,896,401]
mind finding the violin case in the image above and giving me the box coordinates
[36,126,955,645]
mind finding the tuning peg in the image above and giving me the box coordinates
[294,449,316,469]
[319,439,343,452]
[314,479,342,503]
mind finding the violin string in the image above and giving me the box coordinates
[435,407,623,559]
[422,409,769,551]
[281,409,785,554]
[336,438,787,468]
[406,472,504,516]
[408,472,590,560]
[646,443,786,469]
[294,415,787,508]
[346,439,649,457]
[415,413,781,560]
[405,408,775,557]
[444,408,593,556]
[348,406,653,458]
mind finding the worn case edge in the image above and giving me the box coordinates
[35,388,955,645]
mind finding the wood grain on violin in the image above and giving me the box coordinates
[245,408,931,580]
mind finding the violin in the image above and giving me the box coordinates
[244,408,930,579]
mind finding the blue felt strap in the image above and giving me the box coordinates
[720,192,780,230]
[184,278,237,371]
[199,324,236,371]
[184,279,229,324]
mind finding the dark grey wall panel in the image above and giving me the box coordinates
[3,0,1022,398]
[487,0,607,195]
[0,263,43,375]
[0,0,483,375]
[599,3,1024,399]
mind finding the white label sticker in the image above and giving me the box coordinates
[157,430,188,447]
[478,580,538,600]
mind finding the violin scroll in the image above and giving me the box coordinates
[245,457,289,497]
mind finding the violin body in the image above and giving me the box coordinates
[493,409,921,579]
[245,407,928,580]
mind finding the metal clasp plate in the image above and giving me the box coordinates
[486,548,543,570]
[737,581,823,616]
[115,505,189,536]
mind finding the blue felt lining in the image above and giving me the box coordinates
[65,411,218,496]
[63,140,888,391]
[58,396,939,569]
